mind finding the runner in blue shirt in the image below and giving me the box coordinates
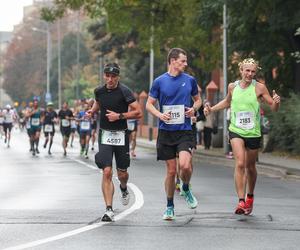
[146,48,202,220]
[77,103,92,159]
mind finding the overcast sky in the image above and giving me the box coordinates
[0,0,33,31]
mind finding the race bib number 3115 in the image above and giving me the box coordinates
[162,105,185,124]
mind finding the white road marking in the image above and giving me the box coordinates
[2,152,144,250]
[2,183,144,250]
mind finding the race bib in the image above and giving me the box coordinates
[31,118,40,126]
[5,114,13,123]
[61,119,70,127]
[127,120,135,131]
[71,120,77,128]
[44,124,53,132]
[101,130,125,146]
[81,121,91,130]
[162,105,185,124]
[236,111,255,130]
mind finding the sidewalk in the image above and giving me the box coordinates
[137,137,300,181]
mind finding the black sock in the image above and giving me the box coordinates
[167,198,174,207]
[120,184,127,192]
[239,198,245,203]
[247,193,254,198]
[182,183,189,192]
[106,206,113,211]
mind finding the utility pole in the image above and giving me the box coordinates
[57,18,62,109]
[148,6,155,141]
[76,10,80,100]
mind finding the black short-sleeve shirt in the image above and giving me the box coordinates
[44,110,58,125]
[58,109,73,128]
[94,83,136,130]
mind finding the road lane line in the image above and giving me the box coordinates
[2,183,143,250]
[70,157,99,170]
[2,156,144,250]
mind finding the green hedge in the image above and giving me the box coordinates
[265,93,300,154]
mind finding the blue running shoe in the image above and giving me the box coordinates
[182,190,198,209]
[163,206,175,220]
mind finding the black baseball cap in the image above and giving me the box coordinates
[103,63,120,76]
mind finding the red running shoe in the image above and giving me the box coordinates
[244,196,254,215]
[235,200,246,214]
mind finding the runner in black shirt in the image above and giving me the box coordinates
[88,63,142,222]
[58,102,74,156]
[42,102,58,155]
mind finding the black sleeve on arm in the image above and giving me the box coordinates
[120,84,136,104]
[94,87,101,103]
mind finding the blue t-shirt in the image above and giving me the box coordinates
[149,72,198,131]
[77,111,92,132]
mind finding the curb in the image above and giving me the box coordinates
[137,140,300,181]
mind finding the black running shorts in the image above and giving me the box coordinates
[3,123,13,133]
[95,129,130,170]
[229,131,261,150]
[61,127,71,138]
[156,130,196,161]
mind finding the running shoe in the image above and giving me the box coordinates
[163,206,175,220]
[63,150,67,156]
[36,148,40,154]
[182,189,198,209]
[84,154,89,159]
[120,189,130,206]
[244,196,254,215]
[48,151,52,155]
[235,200,246,215]
[179,184,192,196]
[32,149,36,156]
[101,209,114,222]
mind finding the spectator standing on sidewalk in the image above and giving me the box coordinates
[146,47,202,220]
[204,58,280,215]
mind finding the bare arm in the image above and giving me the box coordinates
[258,83,280,112]
[185,94,203,118]
[146,96,171,123]
[204,83,234,115]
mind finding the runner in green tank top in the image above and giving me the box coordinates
[25,99,44,156]
[204,58,281,215]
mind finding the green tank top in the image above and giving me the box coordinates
[229,80,261,137]
[30,108,42,128]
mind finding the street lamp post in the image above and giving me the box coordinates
[32,24,52,103]
[57,19,62,109]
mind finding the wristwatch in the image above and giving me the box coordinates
[119,113,125,120]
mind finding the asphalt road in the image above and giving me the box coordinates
[1,129,300,250]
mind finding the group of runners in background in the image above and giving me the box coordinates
[0,99,139,159]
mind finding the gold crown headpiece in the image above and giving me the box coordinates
[238,58,261,70]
